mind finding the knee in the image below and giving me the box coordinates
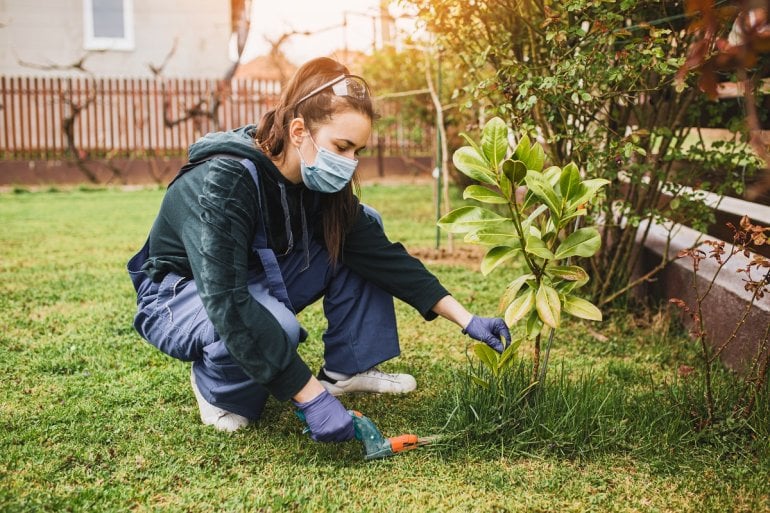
[361,204,384,229]
[248,280,303,348]
[274,311,303,348]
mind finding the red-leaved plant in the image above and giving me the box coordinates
[670,216,770,425]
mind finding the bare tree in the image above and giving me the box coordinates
[16,51,125,184]
[424,48,453,251]
[153,1,253,132]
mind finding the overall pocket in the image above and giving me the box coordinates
[133,272,217,361]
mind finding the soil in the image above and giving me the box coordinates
[408,245,486,269]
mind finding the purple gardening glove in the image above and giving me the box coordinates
[462,316,512,353]
[293,390,355,443]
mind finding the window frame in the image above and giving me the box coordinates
[83,0,135,51]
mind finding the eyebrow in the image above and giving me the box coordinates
[336,138,367,151]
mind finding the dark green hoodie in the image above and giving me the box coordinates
[141,125,448,400]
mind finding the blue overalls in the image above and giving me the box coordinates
[126,157,400,420]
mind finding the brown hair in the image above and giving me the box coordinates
[255,57,374,266]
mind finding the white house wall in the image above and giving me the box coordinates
[0,0,233,78]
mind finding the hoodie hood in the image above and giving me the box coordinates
[186,124,316,272]
[188,124,262,163]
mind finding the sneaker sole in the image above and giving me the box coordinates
[190,369,250,432]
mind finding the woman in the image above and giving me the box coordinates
[127,57,510,442]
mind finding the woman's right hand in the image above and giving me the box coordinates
[293,389,355,442]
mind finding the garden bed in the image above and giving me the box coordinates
[635,195,770,373]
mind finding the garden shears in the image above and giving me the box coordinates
[296,409,433,460]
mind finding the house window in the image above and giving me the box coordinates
[83,0,134,51]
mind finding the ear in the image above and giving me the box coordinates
[288,117,306,147]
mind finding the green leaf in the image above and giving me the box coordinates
[497,339,521,372]
[560,208,588,225]
[536,283,561,328]
[524,142,546,172]
[481,246,520,275]
[525,311,543,339]
[481,117,509,171]
[521,188,538,211]
[558,277,589,294]
[545,265,589,281]
[471,375,490,389]
[452,146,497,185]
[502,159,527,185]
[465,225,521,247]
[460,132,486,163]
[558,162,581,202]
[513,134,531,163]
[505,288,535,326]
[569,178,610,208]
[524,235,556,260]
[553,227,601,259]
[522,204,549,231]
[498,274,535,313]
[463,185,508,204]
[499,167,513,200]
[524,171,561,219]
[473,342,499,372]
[563,295,603,321]
[543,166,562,185]
[437,206,508,234]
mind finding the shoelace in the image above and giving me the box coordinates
[363,366,399,381]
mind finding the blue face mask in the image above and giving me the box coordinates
[297,134,358,193]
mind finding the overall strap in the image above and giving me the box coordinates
[129,154,295,312]
[236,157,295,313]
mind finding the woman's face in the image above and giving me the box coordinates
[302,109,372,163]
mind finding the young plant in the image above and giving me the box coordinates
[670,216,770,425]
[470,339,521,391]
[438,117,609,384]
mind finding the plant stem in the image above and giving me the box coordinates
[531,332,541,385]
[737,318,770,417]
[690,255,715,423]
[709,285,761,363]
[508,192,541,279]
[537,328,556,387]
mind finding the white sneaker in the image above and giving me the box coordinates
[190,368,250,432]
[317,366,417,396]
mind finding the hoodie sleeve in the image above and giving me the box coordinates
[342,204,449,320]
[180,159,311,400]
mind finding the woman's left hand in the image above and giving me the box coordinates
[462,316,511,353]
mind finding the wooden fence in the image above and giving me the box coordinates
[0,75,435,160]
[0,76,281,160]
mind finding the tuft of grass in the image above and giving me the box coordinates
[436,354,770,468]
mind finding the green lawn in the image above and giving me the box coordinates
[1,184,768,512]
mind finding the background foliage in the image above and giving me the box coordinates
[404,0,762,305]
